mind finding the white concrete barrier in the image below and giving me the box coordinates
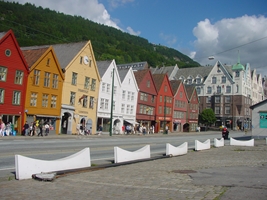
[230,138,254,146]
[166,142,188,156]
[214,138,224,147]
[15,148,91,180]
[114,145,150,163]
[195,139,210,151]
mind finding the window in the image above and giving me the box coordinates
[159,106,162,114]
[215,96,220,103]
[215,106,220,114]
[100,98,104,109]
[196,87,201,95]
[221,76,226,83]
[131,92,134,101]
[30,92,37,107]
[52,74,59,89]
[147,80,150,88]
[15,70,23,84]
[46,58,50,66]
[164,85,167,92]
[0,89,4,103]
[89,96,94,108]
[225,106,230,114]
[187,78,192,84]
[126,105,130,114]
[122,90,126,100]
[104,99,109,110]
[44,72,50,87]
[42,94,49,107]
[72,72,77,85]
[151,95,155,103]
[225,96,231,103]
[84,77,90,89]
[206,96,211,103]
[106,84,110,93]
[33,70,40,85]
[51,95,57,108]
[0,67,7,81]
[139,105,144,114]
[91,79,96,91]
[80,56,83,64]
[180,91,183,98]
[83,95,88,108]
[70,92,75,105]
[127,91,131,101]
[207,86,212,94]
[121,104,125,113]
[217,86,221,94]
[12,91,21,105]
[226,86,231,93]
[235,71,240,77]
[212,77,217,84]
[196,77,201,84]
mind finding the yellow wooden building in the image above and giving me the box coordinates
[51,41,101,135]
[21,46,65,134]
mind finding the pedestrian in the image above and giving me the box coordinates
[0,119,5,137]
[165,125,169,134]
[44,123,50,136]
[5,122,11,136]
[37,120,43,137]
[29,122,33,136]
[23,121,29,136]
[98,125,103,135]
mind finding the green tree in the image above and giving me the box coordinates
[199,108,217,126]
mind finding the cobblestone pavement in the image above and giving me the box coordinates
[0,140,266,200]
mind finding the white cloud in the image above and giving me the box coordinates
[126,27,141,36]
[108,0,135,8]
[192,15,267,76]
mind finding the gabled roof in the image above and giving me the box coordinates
[0,29,29,72]
[184,85,195,101]
[21,41,88,69]
[170,80,182,96]
[117,68,129,83]
[152,74,166,92]
[175,66,213,82]
[250,99,267,110]
[96,60,113,77]
[134,69,150,85]
[21,47,49,68]
[152,65,175,76]
[117,61,149,71]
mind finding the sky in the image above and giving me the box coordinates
[6,0,267,76]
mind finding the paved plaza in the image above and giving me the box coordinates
[0,137,266,200]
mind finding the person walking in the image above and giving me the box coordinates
[23,121,29,136]
[44,123,50,136]
[98,125,103,135]
[5,122,11,136]
[37,120,43,137]
[0,119,5,137]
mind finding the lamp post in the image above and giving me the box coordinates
[109,67,115,136]
[164,95,167,134]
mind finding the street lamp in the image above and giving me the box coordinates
[109,67,115,136]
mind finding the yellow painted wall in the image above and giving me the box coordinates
[24,47,64,134]
[61,41,100,134]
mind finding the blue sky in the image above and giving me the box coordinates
[7,0,267,76]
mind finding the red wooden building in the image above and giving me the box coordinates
[170,80,188,132]
[0,30,29,134]
[152,74,174,133]
[185,85,199,132]
[134,69,157,133]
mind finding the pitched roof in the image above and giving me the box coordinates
[170,80,182,95]
[21,41,88,69]
[134,69,150,85]
[117,61,149,71]
[21,47,49,68]
[250,99,267,109]
[96,60,112,77]
[0,32,6,39]
[175,66,213,80]
[152,74,165,92]
[184,85,195,100]
[117,68,129,83]
[151,65,175,76]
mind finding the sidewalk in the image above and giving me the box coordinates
[0,137,265,200]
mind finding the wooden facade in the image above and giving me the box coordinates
[0,30,29,134]
[22,46,64,134]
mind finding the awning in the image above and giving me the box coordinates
[124,120,139,125]
[36,115,60,119]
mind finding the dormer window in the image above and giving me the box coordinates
[235,71,240,77]
[196,77,201,84]
[187,78,192,84]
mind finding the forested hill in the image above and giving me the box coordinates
[0,1,200,68]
